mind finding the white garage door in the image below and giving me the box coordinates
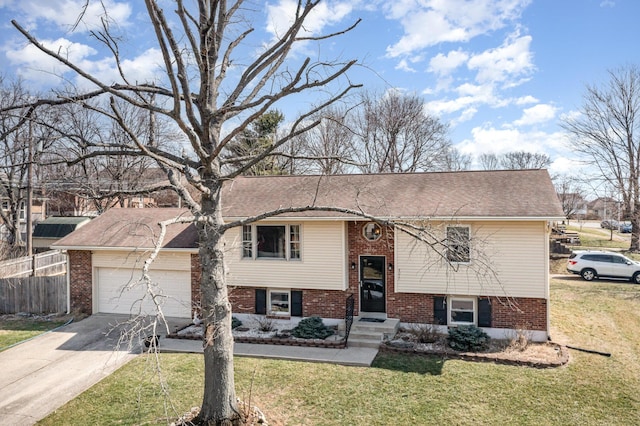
[96,267,191,317]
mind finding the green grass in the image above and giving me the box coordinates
[0,318,68,351]
[566,225,629,249]
[38,278,640,425]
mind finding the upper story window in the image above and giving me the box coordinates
[446,226,470,263]
[363,222,382,241]
[242,224,301,261]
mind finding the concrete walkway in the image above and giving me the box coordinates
[0,314,138,426]
[159,336,380,367]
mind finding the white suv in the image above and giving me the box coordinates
[567,250,640,283]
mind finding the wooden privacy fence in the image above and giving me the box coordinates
[0,250,67,279]
[0,275,67,314]
[0,250,68,313]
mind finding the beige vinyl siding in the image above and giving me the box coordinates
[92,251,191,271]
[395,221,548,299]
[226,221,347,290]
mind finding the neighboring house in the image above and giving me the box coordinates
[0,194,46,243]
[53,169,565,342]
[587,197,621,221]
[32,216,92,251]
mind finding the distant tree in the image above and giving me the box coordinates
[289,106,355,174]
[499,151,551,169]
[440,147,471,171]
[562,65,640,251]
[351,91,451,173]
[477,151,551,170]
[0,77,56,254]
[554,175,586,221]
[478,153,500,170]
[224,110,285,175]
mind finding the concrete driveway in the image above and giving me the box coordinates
[0,314,141,425]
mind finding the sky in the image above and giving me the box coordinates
[0,0,638,183]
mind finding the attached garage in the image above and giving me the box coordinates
[93,251,192,318]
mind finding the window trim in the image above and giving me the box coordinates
[448,297,476,326]
[446,225,471,264]
[268,289,291,316]
[362,222,382,241]
[241,223,302,261]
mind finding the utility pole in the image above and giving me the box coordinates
[26,118,33,257]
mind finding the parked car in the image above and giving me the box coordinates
[600,220,620,230]
[567,250,640,283]
[619,223,633,233]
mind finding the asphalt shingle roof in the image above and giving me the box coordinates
[222,169,565,219]
[54,170,564,249]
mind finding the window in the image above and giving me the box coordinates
[289,225,301,259]
[268,290,290,316]
[447,226,470,263]
[242,225,253,258]
[1,201,8,211]
[449,298,475,325]
[363,222,382,241]
[242,224,301,260]
[258,225,286,258]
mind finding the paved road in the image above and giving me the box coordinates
[0,314,139,425]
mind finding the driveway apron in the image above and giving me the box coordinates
[0,314,139,425]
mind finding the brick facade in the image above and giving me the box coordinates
[70,221,548,332]
[68,250,93,315]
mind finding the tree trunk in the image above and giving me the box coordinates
[195,184,239,425]
[631,216,640,252]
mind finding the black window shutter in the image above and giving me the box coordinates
[255,289,267,314]
[478,297,492,327]
[291,291,303,317]
[434,296,447,325]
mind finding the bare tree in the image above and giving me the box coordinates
[290,105,356,174]
[42,98,182,215]
[554,175,586,222]
[478,153,500,170]
[8,1,362,423]
[0,77,57,253]
[500,151,551,170]
[562,65,640,251]
[351,90,451,173]
[439,147,471,172]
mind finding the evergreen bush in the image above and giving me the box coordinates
[231,316,242,329]
[447,324,490,352]
[291,316,334,339]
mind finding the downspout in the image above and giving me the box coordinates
[545,221,551,340]
[65,250,71,314]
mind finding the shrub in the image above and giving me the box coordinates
[253,316,276,332]
[447,325,490,352]
[231,316,242,329]
[408,324,440,343]
[291,316,334,339]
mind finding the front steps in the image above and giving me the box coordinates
[347,317,400,348]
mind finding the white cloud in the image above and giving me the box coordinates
[265,0,354,39]
[515,95,538,105]
[467,33,534,85]
[455,124,570,168]
[4,0,132,32]
[395,59,416,72]
[6,37,163,88]
[513,103,557,126]
[428,49,469,75]
[384,0,531,58]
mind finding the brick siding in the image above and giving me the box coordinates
[68,250,92,315]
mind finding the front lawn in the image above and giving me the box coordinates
[0,315,69,351]
[38,278,640,425]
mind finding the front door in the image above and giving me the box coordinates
[360,256,385,313]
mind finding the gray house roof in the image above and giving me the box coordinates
[53,170,564,250]
[222,169,565,220]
